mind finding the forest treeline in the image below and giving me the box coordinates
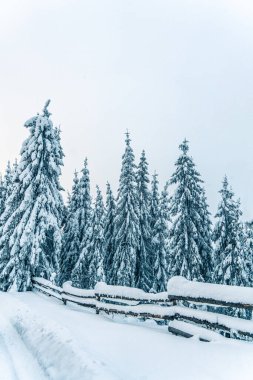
[0,101,252,293]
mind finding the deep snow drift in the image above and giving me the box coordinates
[0,290,253,380]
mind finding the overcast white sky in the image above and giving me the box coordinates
[0,0,253,219]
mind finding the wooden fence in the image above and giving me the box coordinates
[31,276,253,343]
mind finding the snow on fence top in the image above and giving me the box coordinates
[33,277,62,293]
[62,281,95,298]
[167,276,253,307]
[95,282,168,301]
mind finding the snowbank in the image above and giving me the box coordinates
[167,276,253,306]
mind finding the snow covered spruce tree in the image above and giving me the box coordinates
[198,189,213,281]
[3,161,13,204]
[71,159,93,288]
[168,139,213,282]
[149,172,159,267]
[151,183,170,292]
[244,221,253,286]
[103,182,116,283]
[59,171,81,285]
[87,186,105,289]
[0,175,5,217]
[136,150,152,291]
[0,101,64,291]
[110,132,140,287]
[213,177,250,286]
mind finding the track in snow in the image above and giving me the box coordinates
[0,314,46,380]
[0,292,118,380]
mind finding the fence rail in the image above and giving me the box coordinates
[31,276,253,343]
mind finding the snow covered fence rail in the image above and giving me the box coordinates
[94,282,170,320]
[94,282,168,304]
[167,276,253,309]
[62,281,96,309]
[32,278,97,309]
[32,277,62,300]
[167,277,253,341]
[32,278,171,321]
[32,276,253,342]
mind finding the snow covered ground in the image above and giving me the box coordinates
[0,291,253,380]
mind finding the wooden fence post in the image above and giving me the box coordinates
[96,294,100,314]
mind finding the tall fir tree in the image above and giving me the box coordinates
[151,183,170,292]
[136,150,152,291]
[169,139,212,282]
[213,178,249,286]
[12,158,18,175]
[0,175,5,217]
[198,190,213,281]
[150,173,160,230]
[87,186,105,289]
[244,221,253,286]
[149,172,159,271]
[59,171,81,285]
[3,161,13,204]
[0,101,64,291]
[71,159,93,288]
[110,132,140,287]
[103,182,116,283]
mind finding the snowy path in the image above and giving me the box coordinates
[1,291,253,380]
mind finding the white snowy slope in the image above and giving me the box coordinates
[0,291,253,380]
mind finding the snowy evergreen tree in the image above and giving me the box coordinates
[0,175,5,217]
[0,100,64,291]
[59,171,81,285]
[110,132,140,287]
[198,190,213,281]
[12,158,18,175]
[103,182,116,283]
[3,161,13,203]
[169,139,212,282]
[244,221,253,286]
[136,150,152,291]
[213,178,249,286]
[151,183,170,292]
[87,186,105,289]
[71,158,93,288]
[150,173,159,230]
[149,172,159,271]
